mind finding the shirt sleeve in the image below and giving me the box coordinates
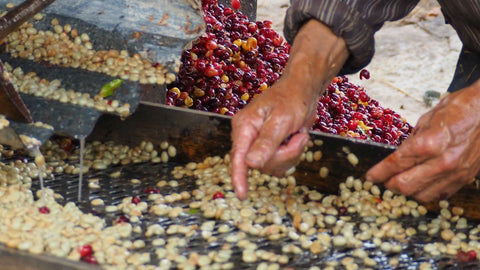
[284,0,420,74]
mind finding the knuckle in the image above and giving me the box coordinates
[392,176,417,196]
[413,132,450,156]
[397,184,416,196]
[437,154,460,172]
[416,140,438,156]
[255,138,274,152]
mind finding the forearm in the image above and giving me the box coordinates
[230,21,348,201]
[280,19,349,101]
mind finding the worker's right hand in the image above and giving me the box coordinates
[230,77,317,200]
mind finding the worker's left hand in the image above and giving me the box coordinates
[366,79,480,202]
[230,77,317,200]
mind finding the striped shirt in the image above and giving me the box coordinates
[284,0,480,74]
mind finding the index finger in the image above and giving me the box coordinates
[230,114,263,200]
[366,131,439,183]
[245,109,300,169]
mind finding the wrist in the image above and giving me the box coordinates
[282,19,349,98]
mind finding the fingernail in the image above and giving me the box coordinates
[234,187,245,200]
[246,151,263,167]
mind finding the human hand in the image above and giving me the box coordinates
[229,19,349,200]
[366,80,480,202]
[230,79,317,200]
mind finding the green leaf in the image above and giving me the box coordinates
[357,125,371,140]
[99,79,124,98]
[188,208,200,215]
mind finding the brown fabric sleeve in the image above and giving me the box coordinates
[284,0,420,74]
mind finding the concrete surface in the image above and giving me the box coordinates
[257,0,462,125]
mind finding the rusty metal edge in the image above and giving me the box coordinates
[0,244,102,270]
[87,102,480,221]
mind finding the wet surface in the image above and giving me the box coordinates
[21,159,480,269]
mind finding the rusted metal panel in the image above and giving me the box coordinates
[88,103,480,221]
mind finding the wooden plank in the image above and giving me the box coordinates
[0,59,32,123]
[0,0,55,41]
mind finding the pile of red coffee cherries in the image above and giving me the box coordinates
[313,74,412,145]
[167,0,413,145]
[167,0,290,115]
